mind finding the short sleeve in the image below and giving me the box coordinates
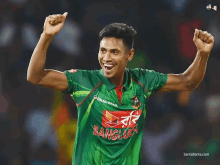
[144,69,168,92]
[62,69,99,95]
[61,69,82,94]
[130,68,168,94]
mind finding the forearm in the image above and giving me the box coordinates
[27,33,54,83]
[182,51,209,89]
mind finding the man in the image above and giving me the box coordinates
[27,12,214,165]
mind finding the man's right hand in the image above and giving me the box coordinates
[43,12,68,36]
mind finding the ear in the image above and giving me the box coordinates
[127,49,134,61]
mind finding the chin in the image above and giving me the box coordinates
[103,71,115,79]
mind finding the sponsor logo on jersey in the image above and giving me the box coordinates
[94,96,118,107]
[93,110,142,140]
[102,110,142,128]
[104,111,119,127]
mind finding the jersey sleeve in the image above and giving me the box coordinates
[131,68,168,93]
[61,69,92,94]
[144,69,168,92]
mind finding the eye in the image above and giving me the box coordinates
[100,49,106,53]
[113,50,117,54]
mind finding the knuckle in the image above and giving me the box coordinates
[50,15,56,18]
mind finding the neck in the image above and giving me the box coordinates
[109,72,124,87]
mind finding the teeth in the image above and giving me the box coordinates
[104,64,114,70]
[104,64,113,67]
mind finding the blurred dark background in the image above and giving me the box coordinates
[1,0,220,164]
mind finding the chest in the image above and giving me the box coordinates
[92,84,145,130]
[94,84,143,109]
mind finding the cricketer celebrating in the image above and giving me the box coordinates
[27,12,214,165]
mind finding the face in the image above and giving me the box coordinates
[98,37,134,79]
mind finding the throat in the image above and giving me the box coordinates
[109,73,125,87]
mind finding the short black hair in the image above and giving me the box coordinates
[99,23,137,51]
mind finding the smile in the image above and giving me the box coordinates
[104,64,114,71]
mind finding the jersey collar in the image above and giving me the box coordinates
[99,68,130,91]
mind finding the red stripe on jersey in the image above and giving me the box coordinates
[76,81,103,107]
[115,85,123,105]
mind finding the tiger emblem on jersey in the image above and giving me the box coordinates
[131,95,141,109]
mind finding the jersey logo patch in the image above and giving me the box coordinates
[102,110,142,128]
[68,69,77,73]
[131,95,141,109]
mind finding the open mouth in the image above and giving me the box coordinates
[104,64,114,71]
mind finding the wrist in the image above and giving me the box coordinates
[41,32,54,40]
[197,51,210,59]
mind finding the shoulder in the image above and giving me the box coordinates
[64,69,102,83]
[65,69,100,76]
[63,69,102,92]
[128,68,155,77]
[67,69,78,73]
[128,68,167,83]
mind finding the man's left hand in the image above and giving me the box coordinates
[193,29,214,55]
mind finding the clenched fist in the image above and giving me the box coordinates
[193,29,214,55]
[43,12,68,36]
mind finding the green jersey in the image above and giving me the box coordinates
[62,68,168,165]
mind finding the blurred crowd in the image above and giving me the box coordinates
[1,0,220,164]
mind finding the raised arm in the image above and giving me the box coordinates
[159,29,214,92]
[27,12,69,91]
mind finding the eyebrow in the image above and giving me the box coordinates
[100,47,120,52]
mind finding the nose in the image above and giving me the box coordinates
[103,52,112,62]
